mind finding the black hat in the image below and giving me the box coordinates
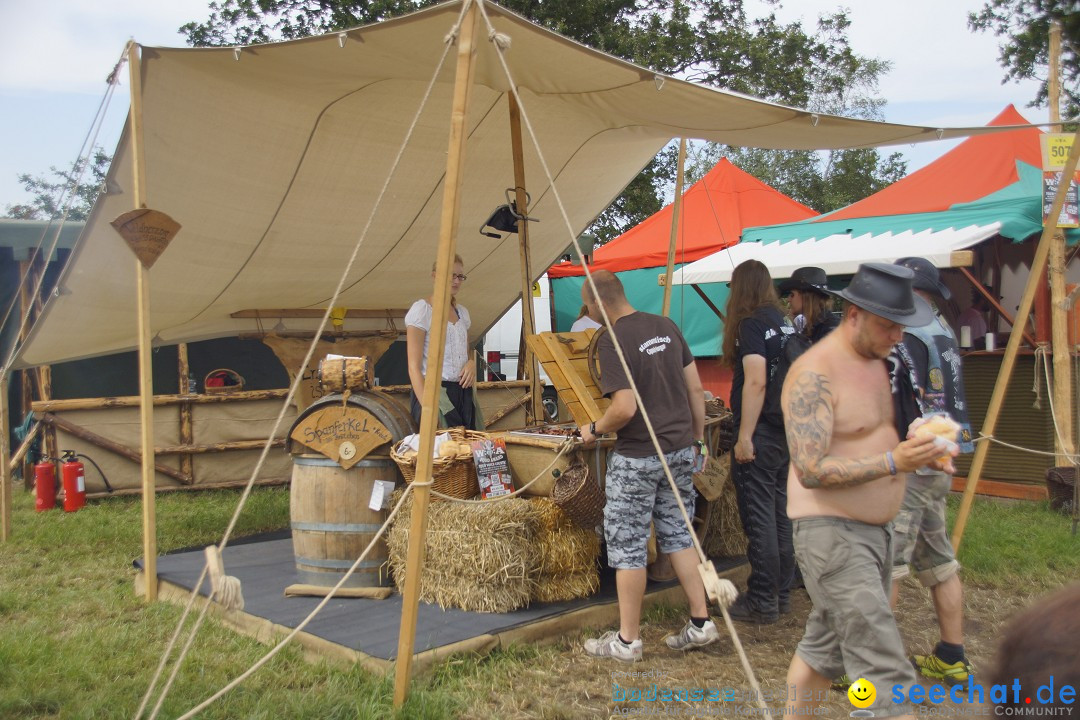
[894,256,951,300]
[778,266,829,295]
[831,263,933,327]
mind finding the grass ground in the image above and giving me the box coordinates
[0,487,1076,719]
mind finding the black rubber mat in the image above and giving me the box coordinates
[137,531,744,660]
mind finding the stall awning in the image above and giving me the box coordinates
[671,223,1000,286]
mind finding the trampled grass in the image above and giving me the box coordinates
[0,485,1076,719]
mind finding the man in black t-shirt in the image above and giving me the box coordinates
[577,271,712,663]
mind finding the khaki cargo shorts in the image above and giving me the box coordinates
[891,471,960,586]
[793,516,917,718]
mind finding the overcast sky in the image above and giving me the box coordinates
[0,0,1046,211]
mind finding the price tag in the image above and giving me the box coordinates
[1042,134,1075,171]
[368,479,396,511]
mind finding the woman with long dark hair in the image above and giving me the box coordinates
[722,259,794,624]
[779,266,838,344]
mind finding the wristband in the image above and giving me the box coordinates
[885,451,897,476]
[589,421,597,436]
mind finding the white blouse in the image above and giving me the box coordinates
[405,299,471,381]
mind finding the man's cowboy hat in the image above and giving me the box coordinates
[830,263,933,327]
[894,256,952,301]
[778,266,829,295]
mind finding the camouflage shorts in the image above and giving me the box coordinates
[603,446,696,569]
[891,470,959,586]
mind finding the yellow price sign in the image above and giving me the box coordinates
[1042,134,1075,171]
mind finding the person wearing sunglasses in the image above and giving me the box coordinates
[405,254,477,429]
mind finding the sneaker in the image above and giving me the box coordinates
[913,652,973,686]
[831,675,852,691]
[726,595,779,625]
[584,630,642,663]
[665,619,719,650]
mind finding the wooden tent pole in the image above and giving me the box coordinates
[127,41,158,601]
[393,2,479,707]
[177,343,194,482]
[1,368,11,541]
[508,92,542,423]
[661,138,687,318]
[952,131,1080,551]
[1047,20,1073,465]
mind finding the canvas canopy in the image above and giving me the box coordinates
[673,106,1079,286]
[11,1,1036,370]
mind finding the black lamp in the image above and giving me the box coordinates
[479,188,539,238]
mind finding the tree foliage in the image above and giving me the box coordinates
[969,0,1080,119]
[180,0,903,239]
[4,149,110,222]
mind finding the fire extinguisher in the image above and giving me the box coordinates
[34,459,57,512]
[61,450,86,512]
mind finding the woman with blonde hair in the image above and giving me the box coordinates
[405,254,476,428]
[721,259,794,625]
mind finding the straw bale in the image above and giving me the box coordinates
[530,499,601,577]
[700,474,747,559]
[387,490,542,613]
[533,570,600,604]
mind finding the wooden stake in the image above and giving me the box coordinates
[8,422,41,474]
[662,138,687,318]
[177,343,194,482]
[393,3,479,707]
[952,130,1080,551]
[1047,20,1073,464]
[508,92,543,423]
[1,371,11,542]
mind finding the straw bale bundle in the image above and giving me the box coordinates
[529,499,600,602]
[387,491,541,613]
[700,471,747,559]
[533,571,600,604]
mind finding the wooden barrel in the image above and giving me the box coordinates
[290,454,400,587]
[318,356,373,394]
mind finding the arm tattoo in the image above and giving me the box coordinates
[785,371,889,489]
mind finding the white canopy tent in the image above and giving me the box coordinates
[670,223,1001,286]
[9,0,1031,370]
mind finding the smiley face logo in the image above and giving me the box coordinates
[848,678,876,709]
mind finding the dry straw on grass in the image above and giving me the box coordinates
[387,490,541,613]
[530,499,600,603]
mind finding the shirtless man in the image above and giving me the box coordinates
[781,263,956,719]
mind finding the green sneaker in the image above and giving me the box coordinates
[913,652,973,686]
[831,675,851,691]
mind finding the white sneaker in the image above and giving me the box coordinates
[665,619,719,650]
[584,630,642,663]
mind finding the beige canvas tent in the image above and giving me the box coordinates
[8,1,1030,371]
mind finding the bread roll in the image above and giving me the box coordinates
[915,414,960,463]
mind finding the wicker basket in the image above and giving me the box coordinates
[391,427,482,500]
[552,457,605,530]
[203,368,245,394]
[1046,466,1076,514]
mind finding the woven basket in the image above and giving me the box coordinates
[203,368,245,394]
[552,457,605,530]
[1046,466,1076,514]
[391,427,482,500]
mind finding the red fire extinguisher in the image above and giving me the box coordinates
[61,450,86,512]
[34,459,56,511]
